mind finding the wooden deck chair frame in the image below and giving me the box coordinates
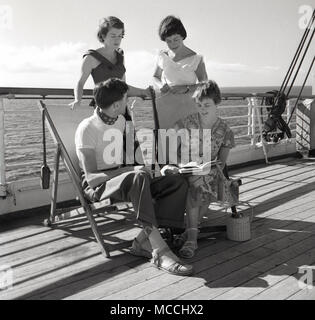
[149,88,241,234]
[38,100,132,258]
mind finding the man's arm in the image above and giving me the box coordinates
[77,148,133,189]
[77,148,110,189]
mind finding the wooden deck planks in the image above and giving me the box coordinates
[0,157,315,300]
[209,227,315,299]
[104,213,315,300]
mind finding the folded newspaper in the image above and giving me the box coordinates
[178,160,217,174]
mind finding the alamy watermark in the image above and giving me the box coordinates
[297,265,315,290]
[0,264,13,290]
[0,5,13,31]
[100,122,212,172]
[298,5,314,30]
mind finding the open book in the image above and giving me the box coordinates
[178,160,217,174]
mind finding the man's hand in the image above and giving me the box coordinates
[86,172,109,189]
[134,165,153,177]
[160,165,180,176]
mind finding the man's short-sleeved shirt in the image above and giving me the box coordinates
[75,109,126,171]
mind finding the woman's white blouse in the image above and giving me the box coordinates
[157,50,203,86]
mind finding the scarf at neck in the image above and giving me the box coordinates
[96,106,118,125]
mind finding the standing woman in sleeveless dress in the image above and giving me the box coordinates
[152,16,211,258]
[69,16,150,110]
[153,15,208,94]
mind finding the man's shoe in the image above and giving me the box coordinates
[150,247,194,276]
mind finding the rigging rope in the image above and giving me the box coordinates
[286,24,315,97]
[279,10,315,99]
[262,9,314,143]
[287,56,315,125]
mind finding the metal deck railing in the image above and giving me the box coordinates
[0,86,314,197]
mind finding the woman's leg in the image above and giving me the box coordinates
[198,204,209,224]
[185,206,200,240]
[178,205,200,259]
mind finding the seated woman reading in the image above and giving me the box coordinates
[163,80,235,258]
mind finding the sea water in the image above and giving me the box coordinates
[3,86,310,182]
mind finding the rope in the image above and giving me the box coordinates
[287,56,315,125]
[270,10,314,129]
[286,24,315,97]
[274,9,314,106]
[280,10,315,97]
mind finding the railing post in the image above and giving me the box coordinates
[0,97,6,197]
[247,98,253,145]
[248,97,270,164]
[251,99,256,145]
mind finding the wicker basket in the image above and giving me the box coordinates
[226,214,251,242]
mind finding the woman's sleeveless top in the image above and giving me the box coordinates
[157,50,203,86]
[83,49,126,84]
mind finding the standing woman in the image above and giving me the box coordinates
[153,15,208,94]
[70,16,149,111]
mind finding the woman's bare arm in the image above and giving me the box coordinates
[69,56,95,109]
[195,58,208,82]
[121,74,150,98]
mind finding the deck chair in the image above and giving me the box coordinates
[150,89,241,234]
[38,100,134,258]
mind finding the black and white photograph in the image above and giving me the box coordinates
[0,0,315,305]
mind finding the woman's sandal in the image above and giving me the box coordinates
[178,241,198,259]
[150,246,193,276]
[174,228,201,249]
[129,237,152,259]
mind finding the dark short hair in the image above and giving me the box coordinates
[158,15,187,41]
[93,78,129,109]
[97,16,125,43]
[193,80,222,105]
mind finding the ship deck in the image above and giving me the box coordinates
[1,156,315,300]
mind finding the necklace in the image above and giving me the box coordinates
[96,106,118,125]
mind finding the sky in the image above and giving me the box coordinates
[0,0,314,89]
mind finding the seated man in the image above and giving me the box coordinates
[75,78,193,276]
